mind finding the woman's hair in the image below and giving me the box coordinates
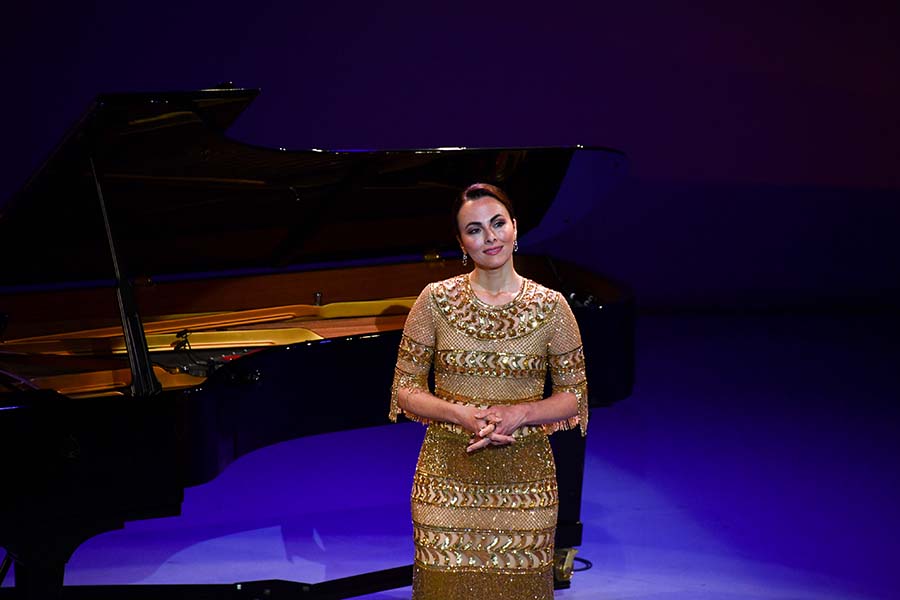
[452,183,516,235]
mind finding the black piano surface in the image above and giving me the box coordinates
[0,86,634,599]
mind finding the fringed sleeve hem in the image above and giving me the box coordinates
[543,381,588,436]
[547,339,588,436]
[389,367,433,425]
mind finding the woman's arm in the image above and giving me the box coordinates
[489,391,578,432]
[466,391,578,450]
[398,387,515,444]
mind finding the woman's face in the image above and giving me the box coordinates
[456,196,517,270]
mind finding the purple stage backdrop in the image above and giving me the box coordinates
[2,1,898,310]
[1,3,899,598]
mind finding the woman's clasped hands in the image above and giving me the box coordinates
[463,404,530,453]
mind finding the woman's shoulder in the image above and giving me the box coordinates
[520,278,564,309]
[526,278,561,298]
[427,273,468,297]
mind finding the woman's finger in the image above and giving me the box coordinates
[466,436,491,453]
[488,433,516,445]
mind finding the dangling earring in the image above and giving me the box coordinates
[513,239,518,253]
[462,251,468,266]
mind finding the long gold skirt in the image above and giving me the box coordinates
[411,425,558,600]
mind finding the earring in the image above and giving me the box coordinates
[513,239,518,253]
[462,251,468,266]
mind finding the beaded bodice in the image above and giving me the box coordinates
[390,274,588,436]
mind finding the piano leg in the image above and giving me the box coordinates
[549,426,588,588]
[0,552,11,586]
[13,555,65,600]
[4,522,123,600]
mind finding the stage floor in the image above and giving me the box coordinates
[3,314,898,599]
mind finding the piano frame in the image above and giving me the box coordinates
[0,87,634,598]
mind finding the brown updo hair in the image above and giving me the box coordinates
[452,183,516,236]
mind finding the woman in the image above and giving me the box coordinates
[389,183,588,599]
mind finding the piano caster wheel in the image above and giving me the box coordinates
[553,547,578,585]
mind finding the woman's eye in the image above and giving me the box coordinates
[493,220,506,228]
[467,228,480,235]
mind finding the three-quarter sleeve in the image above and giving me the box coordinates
[546,292,589,436]
[389,284,436,423]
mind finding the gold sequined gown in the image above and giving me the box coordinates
[389,275,588,600]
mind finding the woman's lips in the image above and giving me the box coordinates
[484,246,503,255]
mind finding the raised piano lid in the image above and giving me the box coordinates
[0,86,631,402]
[0,85,625,288]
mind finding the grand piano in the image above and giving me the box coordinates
[0,86,634,599]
